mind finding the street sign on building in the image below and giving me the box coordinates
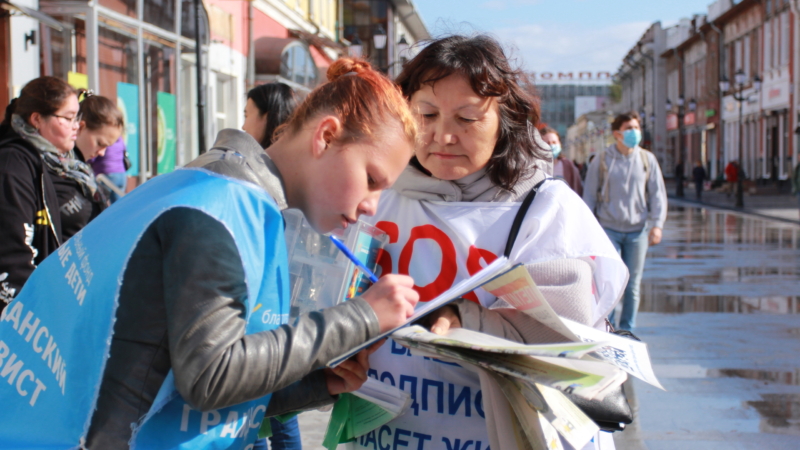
[667,113,679,131]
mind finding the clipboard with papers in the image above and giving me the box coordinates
[326,257,518,367]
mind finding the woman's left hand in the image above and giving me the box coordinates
[323,344,376,395]
[422,305,462,335]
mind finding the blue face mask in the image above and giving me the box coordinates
[550,144,562,158]
[622,129,642,149]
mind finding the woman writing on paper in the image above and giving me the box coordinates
[0,59,420,449]
[347,35,628,450]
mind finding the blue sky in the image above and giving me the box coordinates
[411,0,714,75]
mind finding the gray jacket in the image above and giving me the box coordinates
[86,130,380,448]
[582,144,667,233]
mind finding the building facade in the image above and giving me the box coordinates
[661,15,725,179]
[342,0,428,78]
[566,110,615,164]
[616,0,798,188]
[0,0,428,187]
[615,22,669,170]
[530,72,613,139]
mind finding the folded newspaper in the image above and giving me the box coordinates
[325,264,663,450]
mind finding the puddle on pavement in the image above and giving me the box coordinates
[746,394,800,436]
[710,368,800,385]
[640,205,800,314]
[654,365,800,385]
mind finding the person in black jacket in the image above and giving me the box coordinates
[0,76,81,310]
[692,160,707,200]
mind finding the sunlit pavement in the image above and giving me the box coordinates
[297,408,330,448]
[299,204,800,449]
[614,205,800,449]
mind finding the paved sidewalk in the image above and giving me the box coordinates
[297,408,331,449]
[613,312,800,450]
[666,179,800,224]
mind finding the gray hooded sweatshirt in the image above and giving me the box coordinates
[583,144,667,233]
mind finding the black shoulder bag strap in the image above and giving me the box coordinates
[501,176,635,432]
[503,178,548,258]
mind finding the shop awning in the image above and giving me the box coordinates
[254,37,296,76]
[255,37,323,90]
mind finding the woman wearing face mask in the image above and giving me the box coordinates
[0,76,81,310]
[0,58,422,449]
[541,126,582,195]
[582,111,667,332]
[346,36,627,450]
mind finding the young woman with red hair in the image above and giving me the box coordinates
[0,58,421,450]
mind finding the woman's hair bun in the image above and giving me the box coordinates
[327,57,373,82]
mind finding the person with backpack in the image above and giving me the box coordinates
[583,111,667,331]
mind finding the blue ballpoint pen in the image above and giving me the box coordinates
[329,235,380,283]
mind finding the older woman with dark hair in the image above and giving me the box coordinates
[348,35,627,450]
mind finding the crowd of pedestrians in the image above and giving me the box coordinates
[0,34,670,450]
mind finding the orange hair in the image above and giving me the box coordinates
[278,58,416,146]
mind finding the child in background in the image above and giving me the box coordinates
[90,136,128,203]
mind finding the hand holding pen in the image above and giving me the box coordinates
[329,235,419,332]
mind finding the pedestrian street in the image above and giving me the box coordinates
[616,204,800,450]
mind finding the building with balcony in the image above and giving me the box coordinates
[615,22,669,169]
[530,71,613,141]
[341,0,429,78]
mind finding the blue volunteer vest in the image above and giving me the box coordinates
[0,168,288,450]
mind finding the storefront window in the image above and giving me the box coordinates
[280,43,317,88]
[180,47,199,165]
[99,0,137,19]
[181,0,208,42]
[143,37,177,175]
[144,0,176,33]
[40,15,76,80]
[98,20,139,99]
[343,0,390,70]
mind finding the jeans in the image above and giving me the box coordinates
[105,172,128,203]
[603,227,649,331]
[252,416,302,450]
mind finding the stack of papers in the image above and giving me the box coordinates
[323,263,664,450]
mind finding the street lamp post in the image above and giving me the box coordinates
[719,69,762,208]
[639,108,647,147]
[348,35,363,58]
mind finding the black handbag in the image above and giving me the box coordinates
[123,152,132,171]
[504,178,634,432]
